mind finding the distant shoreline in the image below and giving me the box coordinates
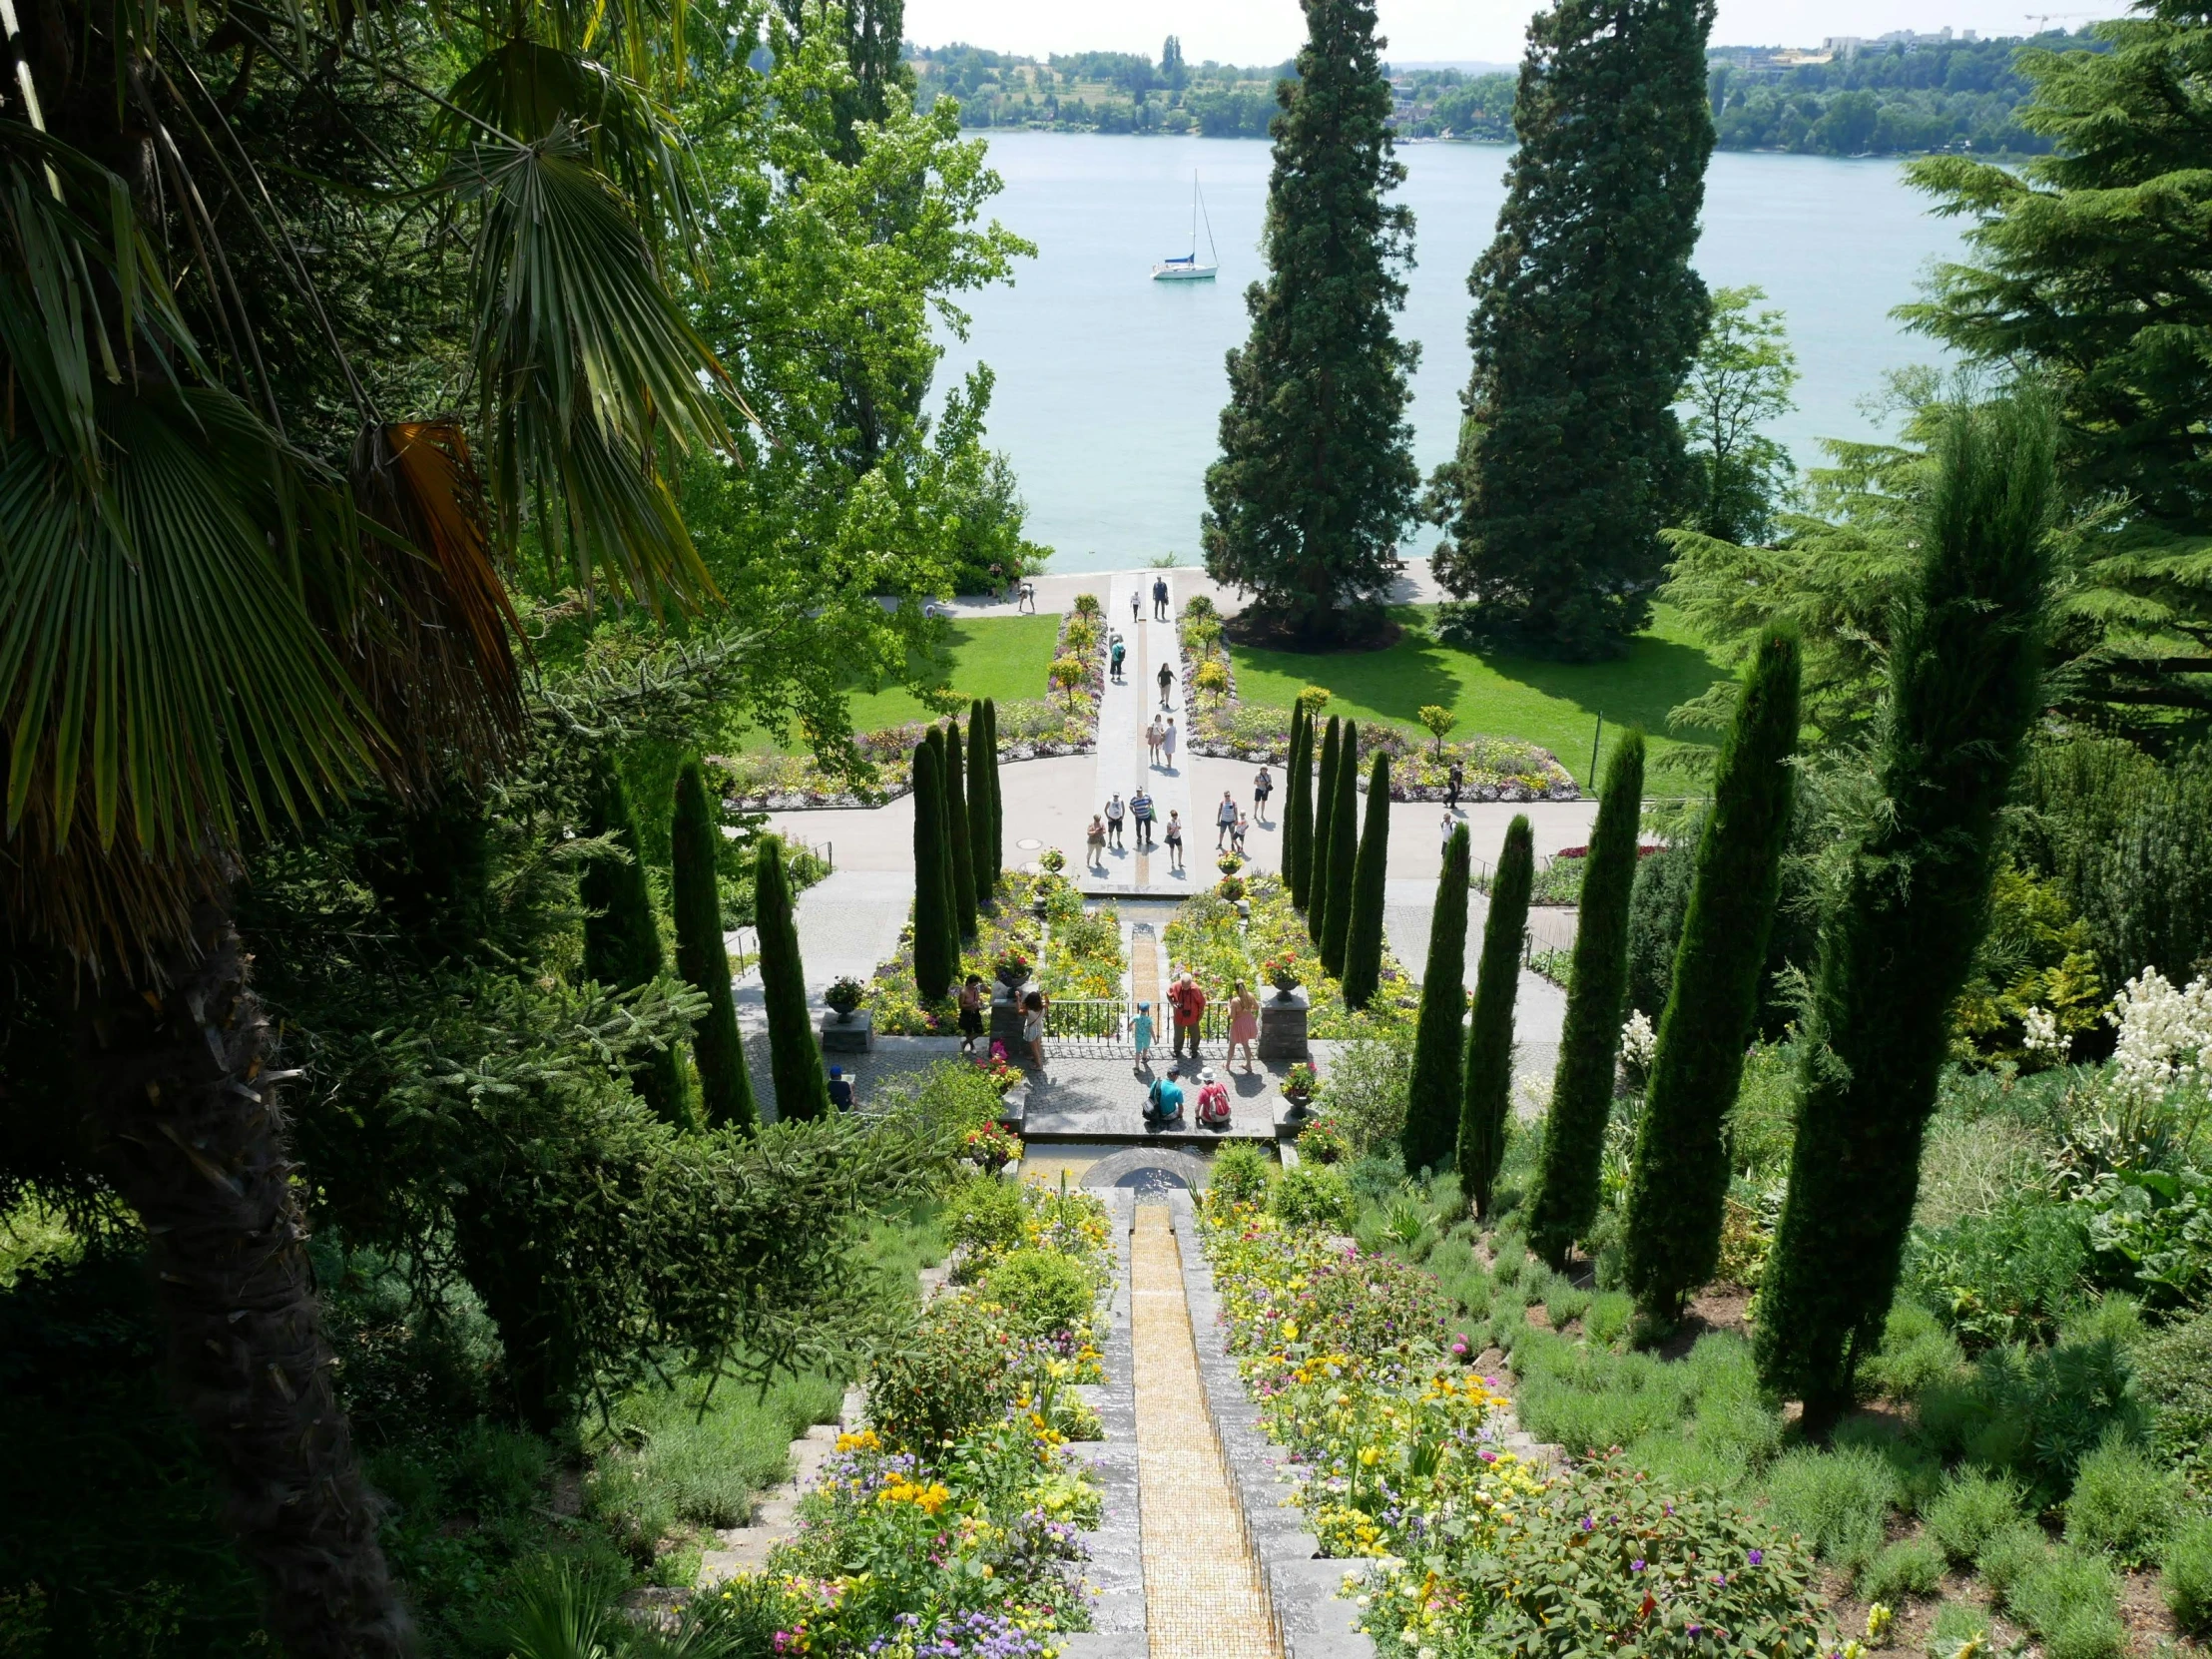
[945,128,2034,162]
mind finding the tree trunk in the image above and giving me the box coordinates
[83,901,410,1659]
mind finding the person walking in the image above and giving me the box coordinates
[1145,716,1163,767]
[1231,813,1249,855]
[1156,660,1175,709]
[1129,587,1141,626]
[1105,793,1126,848]
[1227,980,1260,1072]
[1109,634,1126,683]
[1020,988,1048,1072]
[1446,760,1464,811]
[1215,791,1239,848]
[1016,579,1036,614]
[1164,810,1185,871]
[1253,766,1273,822]
[1440,811,1457,860]
[1152,575,1170,620]
[1161,717,1179,770]
[1168,971,1206,1062]
[1131,788,1156,848]
[957,974,986,1054]
[1129,1000,1156,1075]
[1086,814,1107,870]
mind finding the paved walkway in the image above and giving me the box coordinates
[1383,876,1568,1105]
[907,558,1452,623]
[1130,1205,1281,1659]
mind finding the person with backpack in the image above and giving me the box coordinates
[1446,760,1464,810]
[1109,634,1127,682]
[1215,791,1239,848]
[1144,1069,1185,1127]
[1195,1067,1232,1128]
[1253,766,1273,822]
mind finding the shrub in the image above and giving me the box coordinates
[2134,1305,2212,1461]
[1915,1333,2146,1498]
[1272,1163,1356,1231]
[1762,1446,1899,1577]
[942,1175,1027,1272]
[865,1294,1016,1452]
[2008,1545,2126,1659]
[1315,1027,1416,1158]
[1923,1468,2026,1564]
[1905,1196,2088,1350]
[2062,1432,2178,1564]
[1974,1520,2050,1601]
[1209,1143,1273,1207]
[1863,1299,1968,1400]
[1862,1535,1946,1603]
[981,1249,1097,1340]
[2162,1515,2212,1635]
[1925,1599,1988,1659]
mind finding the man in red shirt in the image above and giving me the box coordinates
[1168,972,1206,1063]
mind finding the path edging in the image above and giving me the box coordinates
[1059,1188,1145,1656]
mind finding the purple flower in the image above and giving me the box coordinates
[1631,1559,1646,1573]
[1747,1547,1763,1565]
[1688,1625,1703,1639]
[1582,1516,1595,1531]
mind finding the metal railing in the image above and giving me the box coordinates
[1044,996,1131,1055]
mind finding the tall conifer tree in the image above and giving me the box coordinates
[1757,394,2055,1427]
[911,742,955,1001]
[1527,731,1647,1267]
[943,719,979,937]
[1285,704,1314,901]
[581,762,691,1128]
[756,834,831,1122]
[1436,0,1717,658]
[1625,631,1801,1320]
[982,699,1005,877]
[926,727,959,967]
[671,760,758,1134]
[1460,816,1534,1216]
[1402,826,1471,1174]
[967,700,996,905]
[1320,722,1361,976]
[1343,753,1392,1006]
[1199,0,1419,644]
[1310,716,1343,944]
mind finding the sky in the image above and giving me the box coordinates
[902,0,2134,69]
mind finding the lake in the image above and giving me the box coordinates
[932,131,1968,574]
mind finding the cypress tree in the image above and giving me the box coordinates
[671,760,758,1134]
[967,700,996,906]
[1285,704,1314,901]
[1624,631,1801,1320]
[1527,730,1647,1267]
[581,761,691,1128]
[756,833,831,1123]
[1199,0,1419,645]
[982,699,1005,878]
[1401,824,1471,1174]
[944,718,978,936]
[910,741,955,1001]
[1436,0,1717,659]
[1343,752,1392,1006]
[1756,393,2056,1427]
[1460,816,1534,1217]
[1310,716,1343,945]
[926,727,959,966]
[1320,721,1362,977]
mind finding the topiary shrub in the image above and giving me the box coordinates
[1923,1468,2027,1565]
[2062,1433,2178,1565]
[865,1294,1015,1452]
[1272,1163,1357,1232]
[2161,1515,2212,1635]
[1862,1535,1946,1603]
[980,1248,1097,1340]
[1209,1143,1273,1207]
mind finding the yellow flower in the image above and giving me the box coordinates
[1359,1445,1382,1467]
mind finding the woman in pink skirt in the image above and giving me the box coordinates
[1227,978,1260,1071]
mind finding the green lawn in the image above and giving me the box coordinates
[749,614,1064,751]
[1229,605,1731,787]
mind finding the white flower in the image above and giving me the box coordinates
[1620,1008,1658,1069]
[2106,968,2212,1100]
[2020,1003,2067,1057]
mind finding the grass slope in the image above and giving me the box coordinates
[1229,605,1730,787]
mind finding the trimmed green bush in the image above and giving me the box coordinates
[1401,825,1470,1175]
[1758,392,2058,1424]
[1273,1163,1356,1231]
[1458,816,1533,1218]
[1624,632,1801,1313]
[581,761,692,1127]
[1528,730,1645,1267]
[967,699,995,898]
[982,698,1005,878]
[1309,715,1342,946]
[981,1249,1097,1339]
[2063,1433,2178,1564]
[671,759,757,1134]
[2161,1515,2212,1635]
[1285,702,1314,904]
[910,741,955,1001]
[1320,720,1361,977]
[1210,1143,1273,1206]
[1924,1468,2026,1565]
[1341,752,1391,1007]
[1863,1535,1946,1603]
[943,717,979,937]
[756,834,830,1122]
[1762,1445,1899,1577]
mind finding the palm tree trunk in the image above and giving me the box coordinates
[83,901,410,1659]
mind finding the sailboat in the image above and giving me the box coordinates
[1152,174,1220,281]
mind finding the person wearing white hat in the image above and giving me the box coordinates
[1195,1066,1231,1128]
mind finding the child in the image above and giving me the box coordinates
[1129,1000,1156,1075]
[957,974,986,1053]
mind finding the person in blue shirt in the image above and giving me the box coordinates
[1109,634,1127,682]
[1129,1000,1155,1076]
[1143,1071,1184,1127]
[828,1066,854,1111]
[1130,789,1155,848]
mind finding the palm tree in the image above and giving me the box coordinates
[1,0,735,1646]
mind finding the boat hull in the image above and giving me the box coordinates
[1151,265,1218,281]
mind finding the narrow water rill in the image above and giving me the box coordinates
[1129,1205,1281,1659]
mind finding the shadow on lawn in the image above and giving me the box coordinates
[1481,631,1732,747]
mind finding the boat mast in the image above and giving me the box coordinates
[1190,172,1200,261]
[1197,176,1219,267]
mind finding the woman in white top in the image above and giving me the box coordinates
[1161,718,1179,768]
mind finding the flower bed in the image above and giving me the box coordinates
[757,1182,1118,1657]
[1198,1200,1833,1659]
[866,874,1124,1035]
[1163,876,1417,1039]
[719,698,1098,812]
